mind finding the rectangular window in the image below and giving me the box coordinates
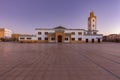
[65,38,68,41]
[38,37,41,40]
[78,38,82,41]
[71,32,75,35]
[45,32,48,35]
[51,37,55,40]
[72,38,75,41]
[20,38,25,39]
[93,32,96,34]
[45,37,48,40]
[38,32,41,35]
[78,32,82,35]
[27,38,31,40]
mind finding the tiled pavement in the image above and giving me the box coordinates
[0,42,120,80]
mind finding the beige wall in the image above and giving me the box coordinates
[12,34,20,39]
[0,29,4,38]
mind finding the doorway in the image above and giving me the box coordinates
[98,38,100,43]
[58,35,62,42]
[92,39,94,43]
[86,39,88,43]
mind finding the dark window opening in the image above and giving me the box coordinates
[65,38,68,41]
[45,37,48,40]
[38,37,41,40]
[38,32,41,35]
[93,32,96,34]
[45,32,48,35]
[78,38,82,41]
[20,38,25,39]
[71,32,75,35]
[72,38,75,41]
[51,37,55,40]
[78,32,82,35]
[27,38,31,40]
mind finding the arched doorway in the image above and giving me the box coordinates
[86,39,88,43]
[92,39,94,43]
[98,38,100,43]
[58,35,62,42]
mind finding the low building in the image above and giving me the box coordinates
[12,34,20,41]
[0,28,12,38]
[19,34,37,43]
[104,34,120,42]
[34,26,102,43]
[19,12,103,43]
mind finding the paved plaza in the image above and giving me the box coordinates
[0,42,120,80]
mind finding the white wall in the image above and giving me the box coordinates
[82,35,103,42]
[65,30,84,41]
[19,29,103,43]
[35,30,55,40]
[19,36,36,40]
[4,29,12,38]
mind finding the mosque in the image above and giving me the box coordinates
[19,12,103,43]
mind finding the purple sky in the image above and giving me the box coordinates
[0,0,120,35]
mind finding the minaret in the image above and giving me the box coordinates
[88,11,97,34]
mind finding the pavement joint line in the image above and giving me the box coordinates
[30,52,52,80]
[91,52,120,64]
[0,60,25,77]
[0,52,46,79]
[0,43,120,80]
[81,54,120,80]
[78,47,120,65]
[12,52,47,80]
[22,52,51,80]
[81,49,120,65]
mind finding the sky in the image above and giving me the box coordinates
[0,0,120,35]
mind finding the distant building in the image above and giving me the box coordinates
[19,12,103,43]
[19,34,36,43]
[0,28,12,38]
[104,34,120,42]
[12,34,20,41]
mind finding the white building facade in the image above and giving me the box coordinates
[19,12,103,43]
[4,28,12,38]
[0,28,12,38]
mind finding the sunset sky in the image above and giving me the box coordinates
[0,0,120,35]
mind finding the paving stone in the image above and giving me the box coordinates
[0,42,120,80]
